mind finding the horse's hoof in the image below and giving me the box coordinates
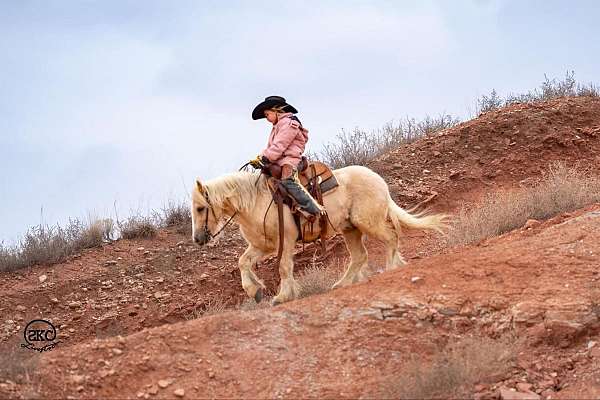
[254,288,263,303]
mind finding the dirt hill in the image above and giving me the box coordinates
[1,96,600,399]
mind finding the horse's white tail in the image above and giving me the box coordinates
[388,200,447,234]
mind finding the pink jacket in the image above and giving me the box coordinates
[261,112,309,167]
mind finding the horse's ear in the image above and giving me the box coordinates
[196,179,204,193]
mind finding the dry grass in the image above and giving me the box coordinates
[185,296,229,319]
[0,218,114,272]
[118,215,158,240]
[297,263,342,298]
[448,163,600,246]
[0,343,40,384]
[385,336,515,399]
[238,297,272,312]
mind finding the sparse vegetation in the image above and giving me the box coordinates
[0,343,40,386]
[185,296,229,319]
[316,115,459,168]
[448,163,600,246]
[160,200,191,227]
[0,218,114,272]
[297,263,342,298]
[384,336,515,399]
[118,215,158,240]
[478,71,599,114]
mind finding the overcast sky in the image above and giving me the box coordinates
[1,0,599,242]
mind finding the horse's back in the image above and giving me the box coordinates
[333,165,390,196]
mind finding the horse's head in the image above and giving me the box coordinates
[191,179,221,245]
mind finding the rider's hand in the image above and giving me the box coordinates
[249,155,264,169]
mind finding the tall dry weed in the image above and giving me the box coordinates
[384,336,515,399]
[448,163,600,246]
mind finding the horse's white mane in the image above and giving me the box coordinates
[204,171,266,212]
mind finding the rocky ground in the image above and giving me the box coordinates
[1,96,600,399]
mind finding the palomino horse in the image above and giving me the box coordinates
[191,165,446,305]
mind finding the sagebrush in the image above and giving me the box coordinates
[478,70,599,114]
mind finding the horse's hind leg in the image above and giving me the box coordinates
[371,222,406,269]
[333,228,368,289]
[239,245,267,303]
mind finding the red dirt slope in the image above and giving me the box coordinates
[31,204,600,399]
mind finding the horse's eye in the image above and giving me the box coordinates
[196,206,205,213]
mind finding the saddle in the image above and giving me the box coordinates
[262,157,339,264]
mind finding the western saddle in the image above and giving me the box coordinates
[261,157,338,264]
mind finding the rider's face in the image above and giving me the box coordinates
[264,110,278,124]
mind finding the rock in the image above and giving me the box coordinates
[370,301,395,310]
[148,385,158,395]
[71,375,85,384]
[39,274,48,283]
[511,302,545,328]
[516,383,533,392]
[538,380,555,390]
[156,277,164,283]
[411,276,422,283]
[68,301,82,309]
[176,241,185,246]
[112,348,123,355]
[16,305,26,312]
[158,380,170,389]
[50,297,59,304]
[208,371,215,379]
[540,389,556,399]
[499,387,540,400]
[154,292,162,300]
[588,340,597,349]
[104,260,118,266]
[137,247,145,251]
[174,388,185,397]
[524,219,540,229]
[76,386,84,392]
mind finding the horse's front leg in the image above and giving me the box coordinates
[272,240,301,306]
[238,245,267,303]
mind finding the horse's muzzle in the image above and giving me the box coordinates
[193,231,210,245]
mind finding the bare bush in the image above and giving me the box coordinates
[118,216,158,239]
[448,163,600,246]
[0,218,115,272]
[384,336,514,399]
[479,71,600,114]
[161,200,191,228]
[316,115,459,168]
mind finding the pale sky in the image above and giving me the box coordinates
[1,0,599,242]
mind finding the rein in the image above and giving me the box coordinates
[201,165,262,241]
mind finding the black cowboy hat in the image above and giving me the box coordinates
[252,95,298,120]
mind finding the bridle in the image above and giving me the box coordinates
[200,190,237,241]
[198,165,261,242]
